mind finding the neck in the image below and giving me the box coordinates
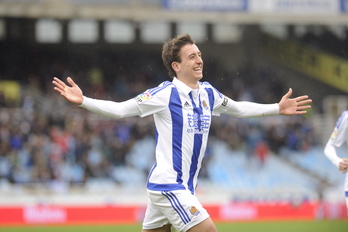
[177,77,199,89]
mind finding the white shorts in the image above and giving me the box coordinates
[142,189,210,232]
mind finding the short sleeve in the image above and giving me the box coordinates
[331,114,348,147]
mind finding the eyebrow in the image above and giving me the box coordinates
[188,51,201,58]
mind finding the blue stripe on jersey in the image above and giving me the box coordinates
[336,111,348,129]
[346,191,348,197]
[162,191,191,224]
[148,81,173,95]
[201,81,223,99]
[187,92,203,194]
[205,88,215,113]
[169,88,184,185]
[155,129,159,144]
[147,182,186,191]
[146,131,158,189]
[147,162,157,183]
[212,86,223,99]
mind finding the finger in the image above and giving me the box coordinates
[339,164,348,172]
[295,111,308,115]
[283,88,292,98]
[52,78,66,90]
[297,99,312,105]
[53,77,66,87]
[52,81,64,90]
[296,105,312,111]
[53,86,65,95]
[294,95,310,102]
[66,77,77,87]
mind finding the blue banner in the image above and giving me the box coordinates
[249,0,340,14]
[162,0,247,11]
[341,0,348,12]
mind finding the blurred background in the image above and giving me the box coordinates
[0,0,348,226]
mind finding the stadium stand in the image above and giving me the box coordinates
[0,1,348,209]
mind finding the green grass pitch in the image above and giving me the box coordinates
[0,220,347,232]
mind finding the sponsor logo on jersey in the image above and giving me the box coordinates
[187,113,210,134]
[222,97,228,106]
[184,101,191,107]
[189,206,200,216]
[135,92,152,104]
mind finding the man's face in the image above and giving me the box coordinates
[175,44,203,82]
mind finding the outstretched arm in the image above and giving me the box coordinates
[278,88,312,115]
[52,77,83,105]
[215,88,311,118]
[52,77,142,119]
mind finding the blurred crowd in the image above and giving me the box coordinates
[299,25,348,59]
[0,43,320,190]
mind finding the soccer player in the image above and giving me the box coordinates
[324,110,348,212]
[53,34,312,232]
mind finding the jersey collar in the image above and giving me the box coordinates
[172,77,201,96]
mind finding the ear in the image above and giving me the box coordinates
[172,62,180,72]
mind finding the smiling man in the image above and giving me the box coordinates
[52,34,312,232]
[164,41,204,88]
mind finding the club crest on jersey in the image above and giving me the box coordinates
[189,206,200,216]
[202,100,209,110]
[135,92,152,104]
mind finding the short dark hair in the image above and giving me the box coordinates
[162,34,195,79]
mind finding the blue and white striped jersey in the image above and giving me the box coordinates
[329,110,348,148]
[325,110,348,193]
[81,77,279,195]
[135,78,225,194]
